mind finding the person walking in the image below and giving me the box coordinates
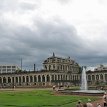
[87,99,93,107]
[103,92,107,107]
[76,100,83,107]
[83,103,87,107]
[96,103,102,107]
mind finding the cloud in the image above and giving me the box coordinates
[0,0,107,70]
[0,17,84,70]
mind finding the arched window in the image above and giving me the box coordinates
[96,75,99,80]
[77,75,78,80]
[45,65,47,70]
[73,75,75,80]
[51,75,54,81]
[66,75,68,80]
[105,74,107,81]
[58,75,60,80]
[61,75,63,80]
[70,75,72,80]
[88,75,91,81]
[49,65,51,70]
[92,75,95,80]
[53,65,55,70]
[100,74,103,80]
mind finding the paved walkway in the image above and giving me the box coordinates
[92,98,104,107]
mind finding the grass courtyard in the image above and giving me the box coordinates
[0,89,99,107]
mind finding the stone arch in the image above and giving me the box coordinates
[30,76,33,82]
[16,77,18,83]
[26,76,29,83]
[3,77,6,83]
[0,77,2,83]
[42,75,45,82]
[12,77,14,83]
[22,76,25,83]
[8,77,11,83]
[46,75,50,82]
[19,77,21,84]
[38,75,41,82]
[34,75,37,82]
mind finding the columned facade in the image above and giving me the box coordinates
[87,65,107,86]
[0,54,81,88]
[0,71,80,88]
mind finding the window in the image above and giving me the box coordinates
[2,66,6,68]
[7,66,11,68]
[12,66,16,68]
[2,69,6,71]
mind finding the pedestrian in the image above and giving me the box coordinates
[96,103,102,107]
[87,99,93,107]
[76,100,83,107]
[52,85,56,90]
[83,103,87,107]
[103,92,107,107]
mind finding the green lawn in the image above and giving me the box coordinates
[0,89,98,107]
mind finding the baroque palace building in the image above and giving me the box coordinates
[0,53,81,88]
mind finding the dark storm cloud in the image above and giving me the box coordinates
[0,15,107,69]
[0,19,84,70]
[0,0,107,70]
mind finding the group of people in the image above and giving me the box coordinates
[76,99,94,107]
[76,92,107,107]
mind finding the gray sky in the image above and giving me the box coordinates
[0,0,107,70]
